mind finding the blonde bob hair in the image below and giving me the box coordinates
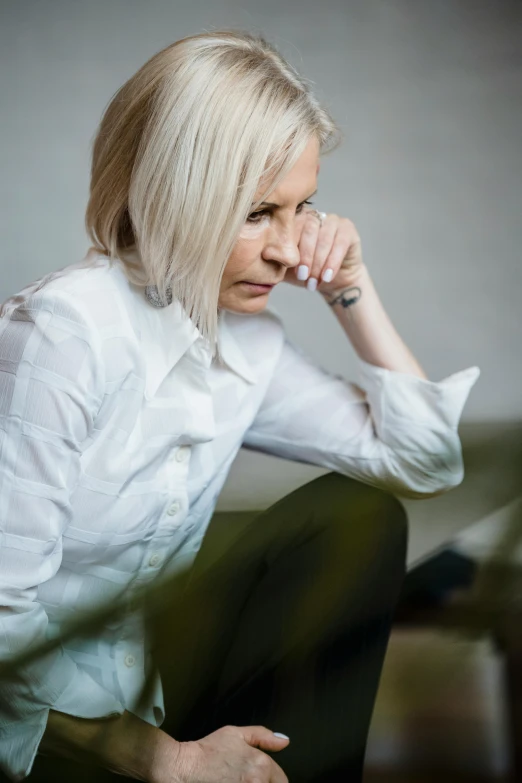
[85,29,342,354]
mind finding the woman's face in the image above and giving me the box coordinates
[218,135,320,313]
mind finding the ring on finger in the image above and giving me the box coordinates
[310,209,327,228]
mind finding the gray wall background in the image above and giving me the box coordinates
[1,0,521,511]
[2,0,521,417]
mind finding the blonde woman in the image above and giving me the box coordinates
[0,30,479,783]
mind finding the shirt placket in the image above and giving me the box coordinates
[115,338,215,708]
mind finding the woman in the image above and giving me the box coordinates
[0,30,479,783]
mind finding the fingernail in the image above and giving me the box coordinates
[322,268,334,283]
[273,732,290,739]
[306,277,317,292]
[297,264,309,281]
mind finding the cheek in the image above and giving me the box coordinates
[225,226,266,280]
[238,216,269,239]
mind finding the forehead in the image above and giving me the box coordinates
[255,136,320,201]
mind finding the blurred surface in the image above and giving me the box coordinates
[364,630,509,780]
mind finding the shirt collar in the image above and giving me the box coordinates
[217,308,258,386]
[108,256,257,397]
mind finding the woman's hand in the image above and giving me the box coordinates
[284,208,364,293]
[166,725,289,783]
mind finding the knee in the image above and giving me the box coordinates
[310,472,408,557]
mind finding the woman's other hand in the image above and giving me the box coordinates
[165,724,289,783]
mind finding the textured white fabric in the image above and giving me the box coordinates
[0,250,480,780]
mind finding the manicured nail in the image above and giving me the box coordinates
[273,732,290,739]
[306,277,317,292]
[297,264,309,281]
[322,268,334,283]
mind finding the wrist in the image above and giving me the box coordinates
[104,712,177,782]
[319,263,368,305]
[150,731,194,783]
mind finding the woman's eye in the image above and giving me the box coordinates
[246,200,314,224]
[246,210,268,224]
[297,200,314,214]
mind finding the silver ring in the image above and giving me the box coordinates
[310,209,327,227]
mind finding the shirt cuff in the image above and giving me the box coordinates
[356,356,481,435]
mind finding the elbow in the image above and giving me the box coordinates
[391,448,465,500]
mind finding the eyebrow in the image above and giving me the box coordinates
[254,188,318,209]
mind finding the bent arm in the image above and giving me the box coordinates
[40,709,179,782]
[242,314,480,498]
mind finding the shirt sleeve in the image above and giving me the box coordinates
[0,291,124,782]
[242,334,480,499]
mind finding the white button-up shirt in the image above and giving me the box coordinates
[0,251,480,780]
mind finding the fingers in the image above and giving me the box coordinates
[297,212,359,290]
[240,724,290,752]
[202,725,289,783]
[309,217,338,285]
[239,726,289,783]
[297,211,335,289]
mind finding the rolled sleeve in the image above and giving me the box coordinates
[0,291,123,781]
[242,335,480,499]
[355,356,481,496]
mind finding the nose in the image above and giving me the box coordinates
[261,222,301,270]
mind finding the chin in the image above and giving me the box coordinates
[219,295,269,314]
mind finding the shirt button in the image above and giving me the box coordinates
[124,654,136,668]
[175,445,191,462]
[167,501,181,516]
[148,553,162,567]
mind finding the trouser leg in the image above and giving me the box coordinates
[152,472,408,782]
